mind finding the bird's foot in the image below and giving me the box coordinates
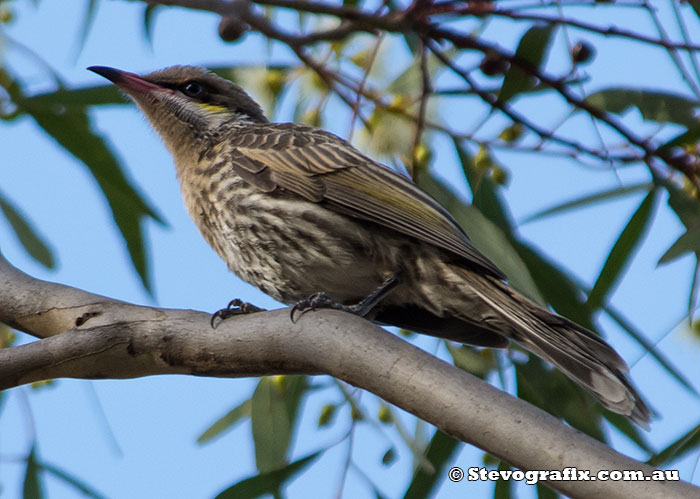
[290,292,363,322]
[211,299,266,328]
[290,275,402,323]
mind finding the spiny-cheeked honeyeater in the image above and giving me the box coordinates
[89,65,651,428]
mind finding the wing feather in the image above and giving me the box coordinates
[228,123,505,279]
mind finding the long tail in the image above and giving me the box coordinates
[452,268,651,428]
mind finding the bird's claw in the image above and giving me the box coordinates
[211,299,266,328]
[290,292,345,322]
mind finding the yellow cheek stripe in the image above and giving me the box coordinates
[196,102,228,114]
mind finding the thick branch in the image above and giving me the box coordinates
[0,254,698,498]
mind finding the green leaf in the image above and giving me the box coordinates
[23,446,43,499]
[0,190,55,268]
[516,356,606,442]
[18,101,163,293]
[520,182,653,224]
[661,177,700,230]
[690,0,700,19]
[446,343,494,378]
[388,49,448,97]
[453,138,513,232]
[537,484,559,499]
[586,189,659,310]
[602,305,698,396]
[216,450,323,499]
[499,25,556,103]
[418,172,543,303]
[143,4,161,44]
[585,89,700,127]
[659,127,700,152]
[513,242,595,331]
[251,376,307,473]
[38,461,106,499]
[647,422,700,466]
[18,85,125,109]
[403,430,461,499]
[493,461,513,499]
[197,399,252,444]
[74,0,99,57]
[601,412,653,454]
[659,227,700,264]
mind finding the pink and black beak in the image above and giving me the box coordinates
[88,66,169,96]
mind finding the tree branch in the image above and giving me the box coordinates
[0,252,698,498]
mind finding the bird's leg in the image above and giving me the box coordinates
[290,274,402,322]
[211,298,267,328]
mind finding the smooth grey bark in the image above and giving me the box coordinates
[0,251,697,498]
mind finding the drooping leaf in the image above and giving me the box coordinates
[38,461,106,499]
[537,483,559,499]
[251,376,307,474]
[418,171,543,303]
[689,260,700,322]
[197,399,252,444]
[0,190,55,268]
[143,4,161,45]
[493,461,513,499]
[690,0,700,19]
[586,189,659,310]
[23,446,43,499]
[647,423,700,466]
[17,101,164,293]
[601,412,653,454]
[659,127,700,152]
[388,49,448,97]
[499,25,556,103]
[585,89,700,127]
[216,450,322,499]
[520,182,653,224]
[18,85,124,109]
[74,0,99,58]
[602,305,698,396]
[403,430,461,499]
[658,226,700,264]
[453,138,513,232]
[661,177,700,230]
[513,242,595,331]
[516,356,606,442]
[446,343,494,379]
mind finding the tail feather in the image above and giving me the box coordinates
[451,269,651,428]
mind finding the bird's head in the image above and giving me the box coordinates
[88,65,267,156]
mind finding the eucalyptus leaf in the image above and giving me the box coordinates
[23,446,43,499]
[216,450,322,499]
[418,172,543,303]
[647,423,700,466]
[18,102,163,293]
[521,182,653,224]
[585,89,700,127]
[658,227,700,264]
[403,430,461,499]
[0,191,55,268]
[251,376,307,473]
[587,189,659,310]
[197,399,252,444]
[499,25,556,103]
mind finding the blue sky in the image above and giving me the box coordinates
[1,1,699,498]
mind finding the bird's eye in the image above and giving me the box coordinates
[182,82,204,97]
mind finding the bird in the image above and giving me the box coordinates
[88,64,651,428]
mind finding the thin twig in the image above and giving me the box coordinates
[410,40,431,180]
